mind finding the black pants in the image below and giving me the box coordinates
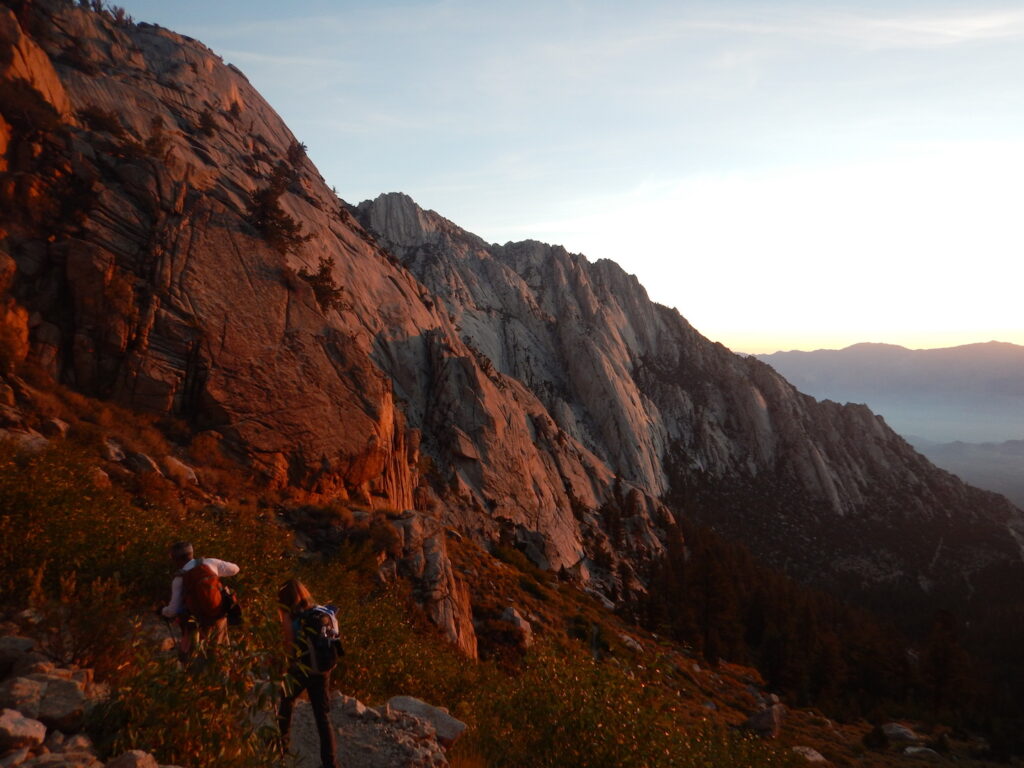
[278,668,338,768]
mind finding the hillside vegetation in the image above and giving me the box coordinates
[0,432,800,768]
[0,369,1014,767]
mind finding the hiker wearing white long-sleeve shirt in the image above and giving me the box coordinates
[162,541,239,660]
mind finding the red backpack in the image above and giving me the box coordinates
[181,559,224,627]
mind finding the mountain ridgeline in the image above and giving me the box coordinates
[353,193,1024,622]
[2,0,1023,699]
[757,342,1024,444]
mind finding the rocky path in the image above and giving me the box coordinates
[1,621,464,768]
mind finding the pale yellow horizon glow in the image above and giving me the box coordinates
[711,329,1024,356]
[486,141,1024,356]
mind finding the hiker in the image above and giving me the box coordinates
[276,578,343,768]
[160,541,240,660]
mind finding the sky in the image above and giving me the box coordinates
[115,1,1024,354]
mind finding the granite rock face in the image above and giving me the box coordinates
[356,192,1024,611]
[1,1,434,510]
[0,0,643,579]
[383,512,478,659]
[2,1,1023,628]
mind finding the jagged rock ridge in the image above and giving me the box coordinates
[0,0,655,578]
[1,1,1022,629]
[355,192,1024,617]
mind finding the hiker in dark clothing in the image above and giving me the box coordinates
[276,578,343,768]
[161,541,239,659]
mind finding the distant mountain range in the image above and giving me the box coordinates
[756,342,1024,443]
[757,342,1024,505]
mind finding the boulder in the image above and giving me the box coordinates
[0,678,45,719]
[0,708,45,751]
[618,633,643,653]
[0,431,47,454]
[32,676,86,732]
[102,440,125,462]
[39,419,68,438]
[338,693,368,718]
[43,730,65,751]
[741,703,786,739]
[388,512,477,659]
[124,452,162,476]
[792,746,829,763]
[291,697,449,768]
[499,606,533,648]
[386,696,466,747]
[160,457,198,487]
[105,751,159,768]
[0,675,86,734]
[87,467,110,488]
[882,722,920,744]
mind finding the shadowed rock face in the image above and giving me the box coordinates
[2,2,1023,627]
[356,192,1024,618]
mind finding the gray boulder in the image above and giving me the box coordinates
[499,607,533,648]
[39,419,68,438]
[102,440,126,462]
[0,678,45,719]
[882,723,921,743]
[0,708,45,751]
[792,745,829,763]
[741,703,786,739]
[0,431,47,454]
[387,512,477,659]
[124,452,162,476]
[291,695,449,768]
[32,675,86,732]
[386,696,466,747]
[0,675,87,733]
[618,633,643,653]
[160,456,198,487]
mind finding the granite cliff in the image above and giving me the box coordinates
[355,193,1024,617]
[2,0,1022,632]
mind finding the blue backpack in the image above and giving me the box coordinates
[293,605,344,673]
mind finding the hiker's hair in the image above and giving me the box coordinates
[278,578,314,614]
[170,541,194,566]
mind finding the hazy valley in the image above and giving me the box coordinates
[758,343,1024,506]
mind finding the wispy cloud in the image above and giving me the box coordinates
[849,10,1024,48]
[665,9,1024,50]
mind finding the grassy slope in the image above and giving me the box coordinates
[0,372,1004,767]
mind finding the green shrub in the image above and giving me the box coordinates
[247,168,311,255]
[197,108,217,137]
[89,618,282,767]
[79,105,126,137]
[297,256,347,313]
